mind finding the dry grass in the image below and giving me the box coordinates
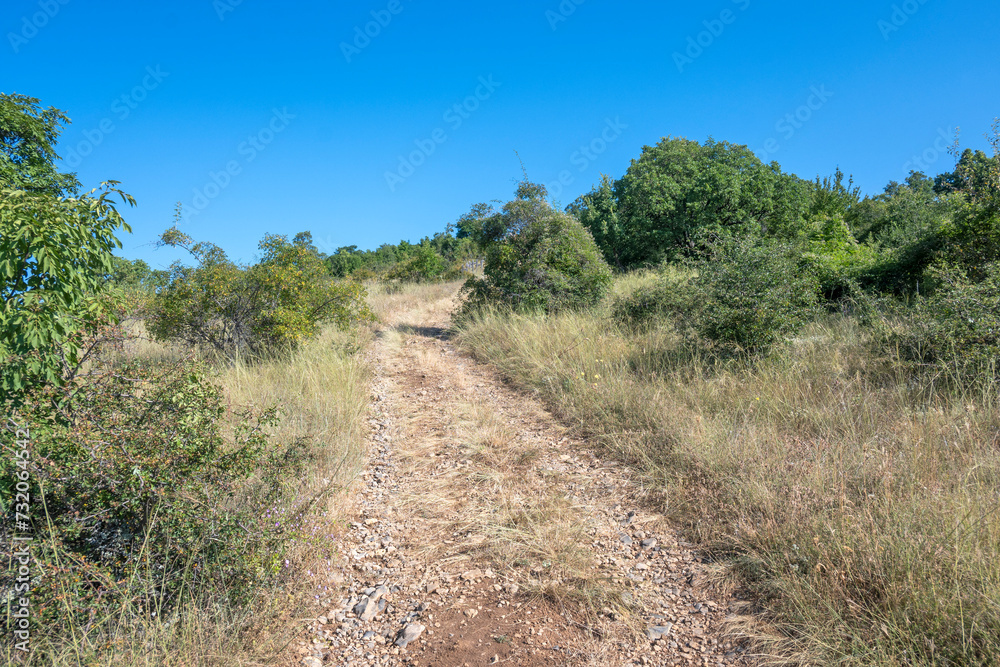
[220,326,371,514]
[454,284,1000,666]
[366,279,467,321]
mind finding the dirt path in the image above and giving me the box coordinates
[289,289,754,667]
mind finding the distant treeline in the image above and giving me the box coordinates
[110,225,482,291]
[568,135,997,295]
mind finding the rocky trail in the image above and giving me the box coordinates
[287,290,755,667]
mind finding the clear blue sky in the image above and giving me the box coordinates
[3,0,998,268]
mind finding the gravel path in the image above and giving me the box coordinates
[288,290,756,667]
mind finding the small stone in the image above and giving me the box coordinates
[395,623,426,648]
[645,623,673,640]
[641,538,657,549]
[302,658,322,667]
[357,596,380,622]
[461,569,484,581]
[619,533,633,546]
[464,608,479,619]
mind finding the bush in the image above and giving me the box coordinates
[615,240,819,353]
[384,242,457,283]
[689,240,820,352]
[460,181,612,314]
[149,229,372,359]
[864,262,1000,377]
[1,355,306,631]
[611,268,695,329]
[800,214,880,300]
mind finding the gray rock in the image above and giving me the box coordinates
[641,538,657,549]
[357,596,380,622]
[646,623,673,639]
[619,533,633,546]
[394,622,426,648]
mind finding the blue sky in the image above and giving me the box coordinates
[3,0,998,268]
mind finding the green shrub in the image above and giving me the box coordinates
[384,242,451,283]
[864,262,1000,378]
[800,214,880,300]
[460,180,612,314]
[611,268,695,329]
[689,240,820,352]
[1,355,306,632]
[615,240,819,353]
[149,229,372,359]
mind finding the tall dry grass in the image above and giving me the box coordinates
[454,288,1000,665]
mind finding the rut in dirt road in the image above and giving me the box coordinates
[291,289,756,667]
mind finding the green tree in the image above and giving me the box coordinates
[611,137,810,266]
[149,228,372,358]
[106,256,169,293]
[385,241,448,283]
[326,245,365,277]
[568,174,625,269]
[938,120,1000,275]
[1,94,134,396]
[461,180,612,314]
[808,167,861,220]
[0,93,80,195]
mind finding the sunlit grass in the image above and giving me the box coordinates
[454,278,1000,665]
